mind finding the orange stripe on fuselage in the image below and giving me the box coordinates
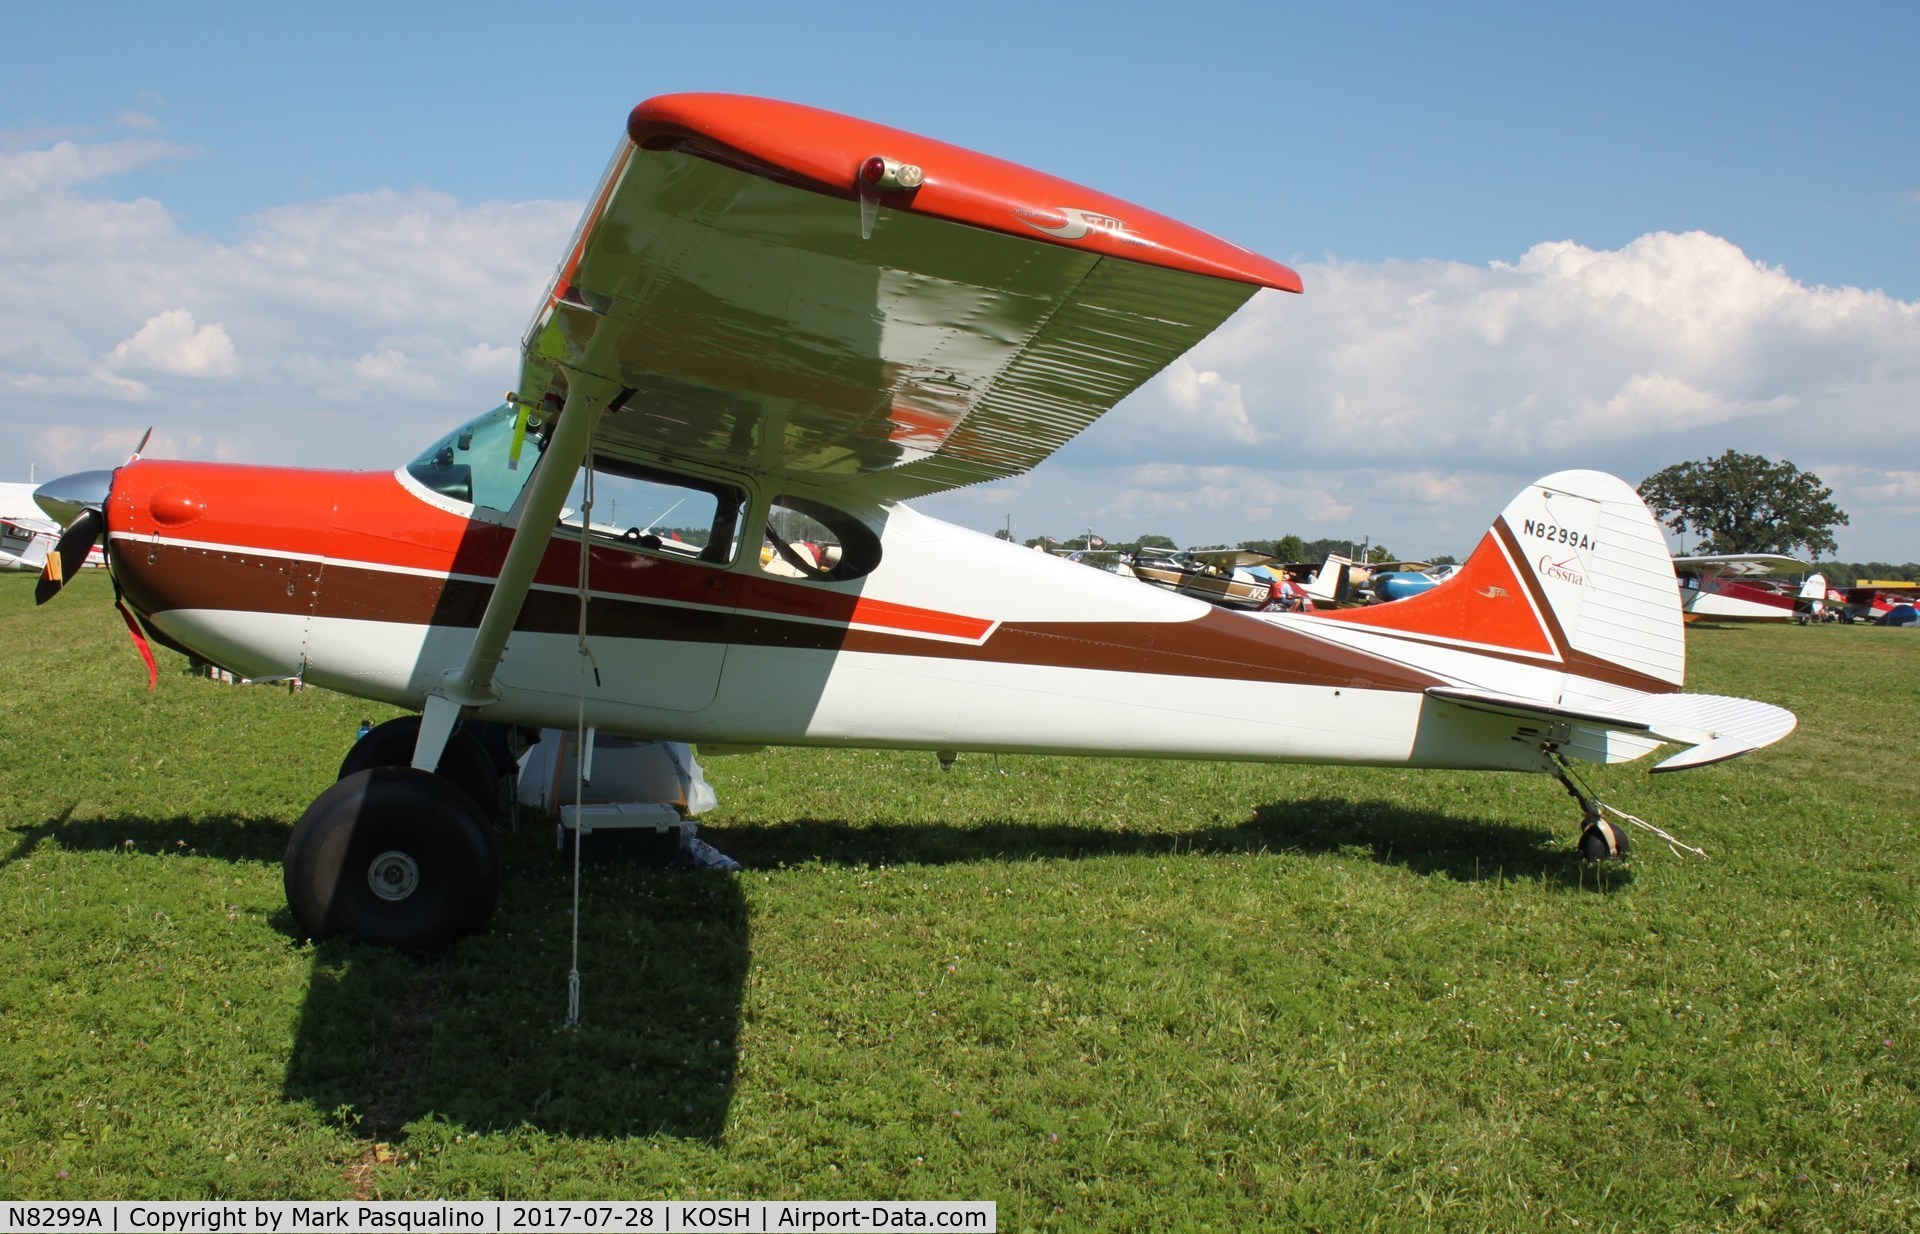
[846,595,991,640]
[111,459,993,644]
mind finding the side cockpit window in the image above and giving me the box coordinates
[561,457,744,566]
[406,403,548,512]
[759,496,881,583]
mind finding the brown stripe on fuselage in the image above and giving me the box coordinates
[112,539,325,629]
[115,540,1443,692]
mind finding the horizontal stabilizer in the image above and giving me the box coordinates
[1427,687,1797,772]
[1620,693,1799,771]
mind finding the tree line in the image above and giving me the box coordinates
[1000,451,1902,576]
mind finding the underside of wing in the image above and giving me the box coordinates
[1188,549,1277,569]
[1427,686,1798,771]
[515,94,1301,502]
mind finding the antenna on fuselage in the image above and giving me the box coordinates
[642,497,685,535]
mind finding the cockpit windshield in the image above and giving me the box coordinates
[404,403,548,512]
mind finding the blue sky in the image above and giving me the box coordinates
[5,2,1917,559]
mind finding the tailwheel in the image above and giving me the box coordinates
[338,714,502,821]
[284,767,500,950]
[1549,754,1702,863]
[1550,755,1632,862]
[1577,816,1629,862]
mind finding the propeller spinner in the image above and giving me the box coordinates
[32,469,114,605]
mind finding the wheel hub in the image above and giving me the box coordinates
[367,850,421,901]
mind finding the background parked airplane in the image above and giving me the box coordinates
[1672,554,1823,623]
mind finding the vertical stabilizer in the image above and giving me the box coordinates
[1322,471,1685,695]
[1304,554,1355,604]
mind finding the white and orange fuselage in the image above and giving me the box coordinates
[1679,576,1803,623]
[100,454,1753,778]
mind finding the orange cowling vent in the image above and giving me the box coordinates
[149,484,208,527]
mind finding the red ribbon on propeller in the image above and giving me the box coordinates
[115,598,159,692]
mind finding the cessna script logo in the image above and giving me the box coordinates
[1538,556,1587,587]
[1522,518,1594,587]
[1016,206,1151,246]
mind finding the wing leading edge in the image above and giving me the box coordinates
[516,94,1301,502]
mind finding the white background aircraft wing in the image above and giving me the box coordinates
[1673,553,1811,583]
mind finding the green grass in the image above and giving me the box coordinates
[2,572,1916,1230]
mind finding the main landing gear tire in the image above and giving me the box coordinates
[284,767,500,951]
[339,714,499,820]
[1578,817,1630,862]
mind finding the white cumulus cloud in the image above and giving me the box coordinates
[3,128,1913,560]
[107,308,237,377]
[0,134,577,478]
[1008,230,1920,558]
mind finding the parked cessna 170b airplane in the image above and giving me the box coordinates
[33,94,1796,950]
[1673,554,1824,623]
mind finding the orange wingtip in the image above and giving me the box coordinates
[627,93,1304,294]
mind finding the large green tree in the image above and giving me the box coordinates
[1637,451,1848,557]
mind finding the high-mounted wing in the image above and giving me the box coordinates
[515,94,1300,502]
[1672,553,1810,581]
[1187,548,1277,570]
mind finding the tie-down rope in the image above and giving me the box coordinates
[566,421,602,1028]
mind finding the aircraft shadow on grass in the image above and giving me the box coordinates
[279,855,751,1146]
[4,812,291,868]
[17,796,1621,1145]
[707,796,1628,890]
[10,811,749,1143]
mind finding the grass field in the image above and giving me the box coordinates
[1,571,1915,1230]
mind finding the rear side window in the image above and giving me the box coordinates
[759,496,880,582]
[561,457,744,565]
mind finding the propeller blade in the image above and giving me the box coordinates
[35,507,104,605]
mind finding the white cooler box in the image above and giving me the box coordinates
[557,801,689,866]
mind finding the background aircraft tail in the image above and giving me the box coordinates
[1303,554,1357,605]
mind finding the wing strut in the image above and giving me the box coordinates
[410,372,621,772]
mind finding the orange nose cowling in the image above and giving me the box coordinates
[107,460,503,682]
[110,460,338,628]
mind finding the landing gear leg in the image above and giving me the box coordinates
[338,714,502,821]
[1549,757,1629,861]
